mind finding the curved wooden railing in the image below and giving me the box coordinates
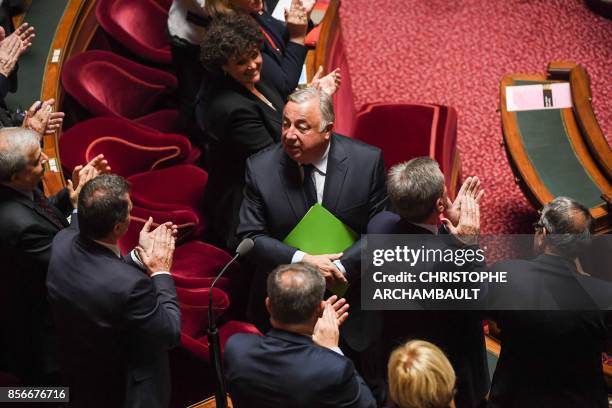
[500,62,611,234]
[41,0,100,195]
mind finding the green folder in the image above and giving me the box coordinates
[283,204,357,296]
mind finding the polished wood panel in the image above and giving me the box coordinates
[305,0,340,82]
[40,0,99,195]
[547,61,612,179]
[187,395,233,408]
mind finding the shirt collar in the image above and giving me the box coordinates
[310,142,330,175]
[4,184,34,201]
[413,222,439,235]
[93,240,121,258]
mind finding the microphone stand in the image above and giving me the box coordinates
[207,252,240,408]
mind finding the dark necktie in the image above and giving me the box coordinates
[302,164,317,208]
[33,190,66,230]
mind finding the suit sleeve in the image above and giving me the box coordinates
[47,188,74,217]
[341,150,388,280]
[19,222,55,268]
[0,74,10,101]
[266,42,308,98]
[324,359,376,408]
[238,158,297,266]
[123,274,181,349]
[225,105,276,157]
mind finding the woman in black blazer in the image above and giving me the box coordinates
[198,14,338,251]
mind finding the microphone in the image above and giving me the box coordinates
[208,238,254,408]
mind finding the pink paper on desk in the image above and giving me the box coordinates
[506,82,572,112]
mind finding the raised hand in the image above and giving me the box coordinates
[324,295,349,326]
[139,217,178,255]
[311,67,341,95]
[136,224,176,276]
[0,32,22,76]
[68,154,112,207]
[22,98,66,135]
[312,302,340,349]
[12,23,35,52]
[285,0,309,42]
[442,194,481,246]
[445,176,484,227]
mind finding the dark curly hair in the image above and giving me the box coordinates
[200,14,264,73]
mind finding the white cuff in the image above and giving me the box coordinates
[330,346,344,355]
[292,250,306,263]
[151,271,171,277]
[130,250,144,268]
[333,260,346,275]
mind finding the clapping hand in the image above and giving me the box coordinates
[313,302,341,349]
[324,295,349,326]
[11,23,35,53]
[67,154,111,207]
[311,66,341,95]
[22,99,65,135]
[444,176,483,227]
[0,29,21,76]
[441,193,481,246]
[136,223,176,276]
[138,217,178,255]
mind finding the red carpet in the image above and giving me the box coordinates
[340,0,612,234]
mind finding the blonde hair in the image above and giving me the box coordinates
[205,0,234,18]
[388,340,456,408]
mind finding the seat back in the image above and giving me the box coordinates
[60,117,193,177]
[62,50,176,119]
[354,103,439,169]
[97,0,171,63]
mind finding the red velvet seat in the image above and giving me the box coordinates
[117,206,199,255]
[353,103,461,195]
[61,50,177,125]
[96,0,172,64]
[59,117,198,178]
[133,109,183,135]
[176,286,261,363]
[171,240,246,294]
[127,165,208,236]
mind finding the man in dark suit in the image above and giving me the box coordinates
[488,197,609,408]
[224,262,376,408]
[0,127,106,383]
[237,87,388,349]
[367,157,488,408]
[47,174,181,408]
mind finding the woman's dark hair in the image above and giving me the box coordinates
[200,13,264,73]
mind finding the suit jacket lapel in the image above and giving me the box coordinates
[279,153,309,223]
[322,135,348,213]
[0,185,65,230]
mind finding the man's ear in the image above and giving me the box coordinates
[324,123,334,139]
[265,297,272,315]
[436,197,445,214]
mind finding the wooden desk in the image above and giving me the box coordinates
[187,395,233,408]
[500,62,612,234]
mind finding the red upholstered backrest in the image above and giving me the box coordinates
[127,164,208,211]
[80,62,166,118]
[59,117,193,177]
[61,50,177,119]
[172,240,238,279]
[111,0,169,49]
[433,105,459,192]
[176,287,230,337]
[353,103,439,170]
[117,206,198,254]
[326,21,356,137]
